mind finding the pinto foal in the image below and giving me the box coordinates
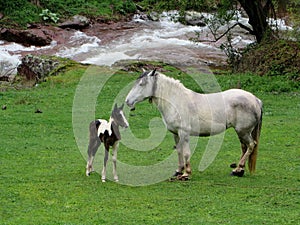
[86,104,128,182]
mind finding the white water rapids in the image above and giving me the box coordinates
[0,11,293,73]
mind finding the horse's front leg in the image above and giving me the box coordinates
[176,132,192,180]
[101,148,109,182]
[112,141,119,182]
[173,134,184,177]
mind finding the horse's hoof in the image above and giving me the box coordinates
[169,171,183,181]
[102,179,106,183]
[230,170,245,177]
[230,163,237,168]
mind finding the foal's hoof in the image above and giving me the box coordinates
[178,175,189,181]
[230,170,245,177]
[230,163,237,168]
[86,171,91,176]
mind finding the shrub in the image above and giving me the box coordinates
[39,9,60,23]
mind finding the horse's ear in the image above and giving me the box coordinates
[120,103,124,110]
[150,68,157,76]
[114,103,118,110]
[142,68,146,72]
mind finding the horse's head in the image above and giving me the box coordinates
[112,103,129,128]
[125,69,157,110]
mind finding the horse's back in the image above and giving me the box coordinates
[223,89,262,110]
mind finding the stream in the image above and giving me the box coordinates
[0,11,292,74]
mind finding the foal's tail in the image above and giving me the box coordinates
[249,104,263,174]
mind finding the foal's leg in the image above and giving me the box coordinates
[101,147,109,182]
[86,138,100,176]
[112,141,119,182]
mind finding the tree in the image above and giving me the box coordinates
[237,0,276,43]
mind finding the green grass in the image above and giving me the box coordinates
[0,64,299,224]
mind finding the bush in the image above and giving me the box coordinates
[39,9,59,23]
[237,40,300,81]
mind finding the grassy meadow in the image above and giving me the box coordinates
[0,63,299,224]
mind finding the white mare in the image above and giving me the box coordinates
[125,70,262,179]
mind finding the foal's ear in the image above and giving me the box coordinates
[114,103,118,110]
[120,103,124,110]
[150,68,157,76]
[142,68,146,72]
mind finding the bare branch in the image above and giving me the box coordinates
[195,22,255,43]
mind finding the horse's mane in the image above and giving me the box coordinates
[157,72,187,91]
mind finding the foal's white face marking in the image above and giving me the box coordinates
[125,71,155,109]
[120,110,129,128]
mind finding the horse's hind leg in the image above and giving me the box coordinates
[86,121,101,176]
[86,138,100,176]
[232,133,255,177]
[112,142,119,182]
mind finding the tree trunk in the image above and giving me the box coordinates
[277,0,288,17]
[30,0,40,7]
[238,0,273,43]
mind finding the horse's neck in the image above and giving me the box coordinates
[110,119,121,140]
[154,75,190,108]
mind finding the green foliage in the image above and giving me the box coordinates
[237,40,300,81]
[137,0,217,12]
[111,0,137,15]
[0,63,299,224]
[286,0,300,42]
[0,0,40,27]
[0,0,137,28]
[39,9,59,23]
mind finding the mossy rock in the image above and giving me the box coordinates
[17,54,82,84]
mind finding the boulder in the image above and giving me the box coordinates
[148,12,160,22]
[58,15,90,30]
[184,11,207,27]
[17,54,60,83]
[0,27,52,47]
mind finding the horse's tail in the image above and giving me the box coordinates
[248,102,263,174]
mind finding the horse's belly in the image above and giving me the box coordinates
[191,121,226,137]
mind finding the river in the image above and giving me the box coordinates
[0,11,292,75]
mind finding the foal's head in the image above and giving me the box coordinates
[111,103,129,128]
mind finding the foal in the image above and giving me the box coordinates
[86,103,129,182]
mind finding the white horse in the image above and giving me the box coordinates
[125,69,262,179]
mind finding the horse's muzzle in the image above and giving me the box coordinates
[125,99,135,111]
